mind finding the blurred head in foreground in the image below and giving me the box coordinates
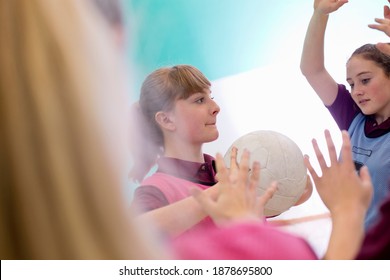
[0,0,165,259]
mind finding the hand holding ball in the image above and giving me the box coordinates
[224,130,309,216]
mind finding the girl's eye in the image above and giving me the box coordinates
[348,83,354,90]
[362,78,370,85]
[196,97,204,104]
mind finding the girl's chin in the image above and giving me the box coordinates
[360,109,375,116]
[205,134,219,143]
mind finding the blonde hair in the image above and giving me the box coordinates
[0,0,164,259]
[129,65,211,182]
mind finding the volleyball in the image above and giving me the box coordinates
[224,130,307,216]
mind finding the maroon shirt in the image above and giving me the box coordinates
[356,194,390,259]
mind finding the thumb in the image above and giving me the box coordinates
[257,182,278,209]
[359,166,373,190]
[336,0,349,9]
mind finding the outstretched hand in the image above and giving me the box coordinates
[368,0,390,55]
[305,130,374,260]
[313,0,349,15]
[191,147,277,227]
[304,130,373,216]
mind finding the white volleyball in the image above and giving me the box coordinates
[224,130,307,216]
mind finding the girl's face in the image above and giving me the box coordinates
[169,89,220,145]
[346,56,390,123]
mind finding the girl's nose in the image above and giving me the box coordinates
[211,99,220,115]
[352,85,364,96]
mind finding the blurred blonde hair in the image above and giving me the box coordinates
[0,0,164,259]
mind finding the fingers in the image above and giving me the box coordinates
[237,149,250,180]
[257,182,277,207]
[310,129,344,172]
[311,137,328,170]
[314,0,348,14]
[369,18,390,36]
[305,129,340,185]
[215,153,229,187]
[358,166,374,206]
[324,129,338,164]
[375,17,390,25]
[248,161,260,195]
[227,148,251,186]
[339,130,354,170]
[215,148,252,189]
[215,153,227,176]
[335,0,349,9]
[229,146,239,171]
[304,154,320,183]
[359,166,373,189]
[215,152,225,169]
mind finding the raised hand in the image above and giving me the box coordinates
[304,130,373,217]
[305,130,374,259]
[369,17,390,37]
[368,0,390,55]
[313,0,349,15]
[191,148,277,227]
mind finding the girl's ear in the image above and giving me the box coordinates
[155,111,175,131]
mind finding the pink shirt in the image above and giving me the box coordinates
[172,222,317,260]
[132,154,217,212]
[132,154,218,234]
[141,172,212,204]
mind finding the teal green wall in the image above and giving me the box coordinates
[123,0,381,96]
[123,0,297,93]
